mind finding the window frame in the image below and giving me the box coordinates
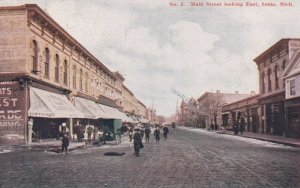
[63,60,68,85]
[44,48,50,79]
[32,40,38,74]
[55,54,60,82]
[290,79,296,95]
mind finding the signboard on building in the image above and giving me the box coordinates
[0,81,26,144]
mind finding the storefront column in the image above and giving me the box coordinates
[69,118,73,138]
[260,104,266,134]
[27,118,33,144]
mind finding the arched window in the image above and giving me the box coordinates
[79,69,83,91]
[45,48,50,78]
[73,65,77,88]
[55,54,59,82]
[32,40,38,74]
[261,72,265,94]
[274,65,279,89]
[268,69,272,92]
[63,60,68,85]
[85,73,88,93]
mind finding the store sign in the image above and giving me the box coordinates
[0,81,25,145]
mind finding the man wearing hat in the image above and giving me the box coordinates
[133,128,143,157]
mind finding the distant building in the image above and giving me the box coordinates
[222,94,259,132]
[197,91,251,128]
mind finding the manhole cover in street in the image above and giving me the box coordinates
[104,152,125,156]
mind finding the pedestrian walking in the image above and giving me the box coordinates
[234,121,239,135]
[145,127,151,143]
[240,118,245,135]
[140,128,144,141]
[163,126,169,140]
[61,134,69,155]
[172,122,176,129]
[133,128,144,157]
[153,127,160,143]
[87,125,94,144]
[129,127,133,142]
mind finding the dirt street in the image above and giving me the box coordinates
[0,127,299,188]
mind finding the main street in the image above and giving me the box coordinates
[0,128,299,188]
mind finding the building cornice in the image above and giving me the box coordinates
[253,38,300,65]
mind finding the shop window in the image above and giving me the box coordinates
[32,40,38,74]
[63,60,68,85]
[45,48,50,78]
[290,79,296,95]
[55,54,59,82]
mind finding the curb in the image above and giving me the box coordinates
[216,131,300,148]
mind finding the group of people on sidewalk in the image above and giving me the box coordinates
[60,124,172,156]
[129,125,170,157]
[234,118,245,135]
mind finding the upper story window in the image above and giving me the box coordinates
[32,40,38,74]
[282,60,286,69]
[55,54,60,82]
[73,65,77,89]
[91,77,94,95]
[44,48,50,78]
[79,69,83,91]
[261,72,265,94]
[282,60,287,88]
[268,69,272,92]
[290,79,296,95]
[85,73,88,93]
[274,65,279,90]
[63,60,68,85]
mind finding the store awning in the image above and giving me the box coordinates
[119,113,136,123]
[140,117,150,124]
[28,87,84,118]
[98,104,123,120]
[73,97,106,119]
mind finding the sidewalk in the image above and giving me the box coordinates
[0,134,132,154]
[0,139,86,153]
[217,129,300,148]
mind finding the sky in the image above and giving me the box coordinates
[1,0,300,117]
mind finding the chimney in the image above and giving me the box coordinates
[216,90,220,94]
[235,91,239,94]
[251,91,256,96]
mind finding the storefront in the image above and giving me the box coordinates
[285,98,300,138]
[28,87,84,140]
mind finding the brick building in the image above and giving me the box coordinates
[254,38,300,136]
[0,4,149,145]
